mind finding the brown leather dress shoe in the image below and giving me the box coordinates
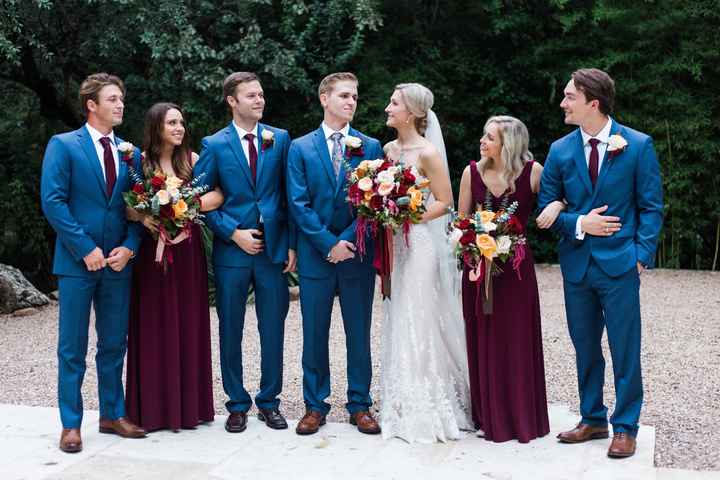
[295,410,326,435]
[98,417,147,438]
[557,423,609,443]
[608,432,636,458]
[59,428,82,453]
[225,412,248,433]
[350,411,381,435]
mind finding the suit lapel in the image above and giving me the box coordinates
[312,126,337,189]
[256,123,268,188]
[334,126,360,197]
[76,126,109,202]
[224,123,255,189]
[571,129,593,196]
[591,120,622,202]
[108,135,127,203]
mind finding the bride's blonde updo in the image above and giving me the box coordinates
[395,83,434,135]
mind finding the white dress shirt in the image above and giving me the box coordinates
[232,122,259,165]
[575,118,613,239]
[321,122,350,159]
[85,123,119,181]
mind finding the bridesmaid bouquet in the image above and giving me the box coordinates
[346,158,430,297]
[449,203,527,313]
[119,143,208,266]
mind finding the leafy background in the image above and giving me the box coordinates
[1,0,718,291]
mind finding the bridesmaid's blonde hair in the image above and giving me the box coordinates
[479,115,533,194]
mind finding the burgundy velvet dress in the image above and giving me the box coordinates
[125,219,214,431]
[461,160,550,443]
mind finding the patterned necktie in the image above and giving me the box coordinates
[588,138,600,187]
[330,131,344,176]
[244,133,258,183]
[99,136,116,197]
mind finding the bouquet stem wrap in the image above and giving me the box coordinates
[373,225,394,298]
[155,226,191,266]
[469,257,494,314]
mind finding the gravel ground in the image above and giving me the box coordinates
[0,265,718,471]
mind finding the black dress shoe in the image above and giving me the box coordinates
[257,408,288,430]
[225,412,248,433]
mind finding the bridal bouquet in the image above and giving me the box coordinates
[119,143,208,266]
[346,158,430,296]
[449,203,527,313]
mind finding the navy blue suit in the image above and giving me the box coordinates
[41,125,142,428]
[287,125,381,415]
[194,122,294,413]
[538,119,663,435]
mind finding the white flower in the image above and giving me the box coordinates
[261,129,274,142]
[449,228,463,248]
[369,159,385,170]
[496,235,512,255]
[344,135,362,149]
[376,170,395,185]
[168,187,180,201]
[481,221,497,233]
[165,175,183,190]
[117,142,134,154]
[386,166,400,176]
[156,189,171,205]
[607,134,628,152]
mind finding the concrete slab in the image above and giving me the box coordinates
[0,402,697,480]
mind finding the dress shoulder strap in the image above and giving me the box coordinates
[469,160,483,203]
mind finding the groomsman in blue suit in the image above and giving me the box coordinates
[193,72,295,433]
[287,72,383,435]
[41,73,147,453]
[538,68,663,458]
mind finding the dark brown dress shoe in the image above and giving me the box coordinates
[557,423,609,443]
[350,411,381,435]
[295,410,326,435]
[225,412,248,433]
[99,417,147,438]
[257,408,288,430]
[608,432,636,458]
[59,428,82,453]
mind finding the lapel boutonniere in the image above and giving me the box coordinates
[261,129,274,152]
[344,135,364,158]
[606,134,628,159]
[117,142,135,166]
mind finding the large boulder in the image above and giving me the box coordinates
[0,264,50,314]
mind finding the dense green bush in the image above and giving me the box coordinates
[2,0,718,289]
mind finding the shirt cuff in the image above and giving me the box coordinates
[575,215,586,240]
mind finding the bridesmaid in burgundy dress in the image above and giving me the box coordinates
[125,103,223,432]
[458,115,564,443]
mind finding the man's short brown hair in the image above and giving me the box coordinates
[571,68,615,115]
[78,73,125,117]
[223,72,260,102]
[318,72,358,98]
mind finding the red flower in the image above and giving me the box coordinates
[397,183,408,196]
[457,218,471,230]
[459,230,475,246]
[121,152,134,167]
[346,147,364,158]
[132,183,145,194]
[151,176,165,190]
[507,215,524,234]
[160,204,174,219]
[370,194,383,210]
[348,183,363,203]
[402,170,416,184]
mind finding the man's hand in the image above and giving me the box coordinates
[283,249,297,273]
[83,247,107,271]
[580,205,622,236]
[231,229,264,255]
[637,261,645,275]
[107,247,133,272]
[328,240,356,264]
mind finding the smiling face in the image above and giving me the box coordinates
[87,84,124,129]
[560,79,598,126]
[321,80,358,125]
[227,80,265,124]
[384,90,412,129]
[480,122,502,161]
[161,108,185,147]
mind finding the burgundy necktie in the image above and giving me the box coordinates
[245,133,258,183]
[99,136,116,196]
[588,138,600,187]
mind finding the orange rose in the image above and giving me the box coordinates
[172,198,188,219]
[407,186,424,211]
[479,210,495,224]
[476,233,497,259]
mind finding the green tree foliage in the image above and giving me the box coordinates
[1,0,719,289]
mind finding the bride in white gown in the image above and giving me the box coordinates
[379,83,473,443]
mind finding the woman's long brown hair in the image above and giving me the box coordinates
[142,102,193,181]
